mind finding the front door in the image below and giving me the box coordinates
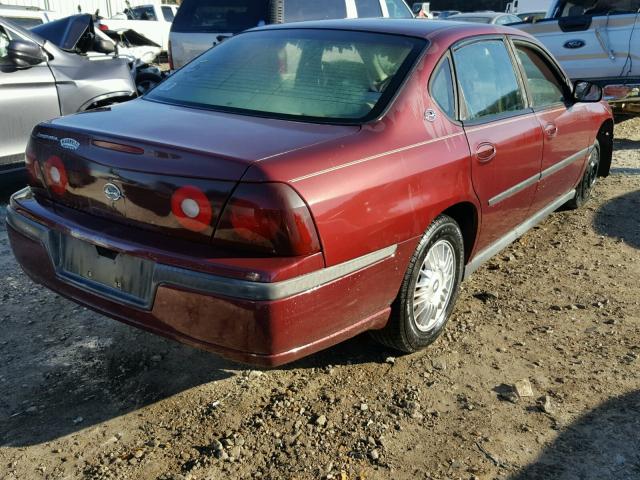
[0,24,59,171]
[452,37,543,251]
[511,39,594,213]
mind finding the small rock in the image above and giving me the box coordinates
[315,415,327,427]
[539,395,554,414]
[369,449,380,461]
[72,416,84,425]
[150,354,162,362]
[514,379,534,398]
[432,358,447,371]
[385,356,396,365]
[360,403,369,412]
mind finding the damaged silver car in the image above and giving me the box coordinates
[0,14,136,174]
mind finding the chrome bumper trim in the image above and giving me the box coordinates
[6,192,397,305]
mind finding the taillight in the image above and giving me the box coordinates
[25,141,43,188]
[213,183,320,256]
[43,155,68,196]
[99,23,109,31]
[168,39,174,71]
[171,185,213,232]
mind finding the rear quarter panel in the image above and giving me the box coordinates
[244,49,478,268]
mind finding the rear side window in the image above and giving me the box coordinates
[515,44,565,108]
[453,40,525,121]
[172,0,269,33]
[162,6,176,21]
[283,0,347,22]
[383,0,414,18]
[355,0,383,17]
[430,56,456,119]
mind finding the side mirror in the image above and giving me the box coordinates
[573,80,603,102]
[93,36,116,54]
[8,39,45,67]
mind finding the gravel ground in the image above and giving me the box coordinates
[0,118,639,480]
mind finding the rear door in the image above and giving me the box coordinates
[0,23,59,171]
[452,37,543,250]
[511,38,593,213]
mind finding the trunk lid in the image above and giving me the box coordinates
[32,100,358,243]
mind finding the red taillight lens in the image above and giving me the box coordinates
[214,183,320,256]
[171,185,213,232]
[25,141,43,188]
[168,39,174,71]
[43,155,68,196]
[99,23,109,31]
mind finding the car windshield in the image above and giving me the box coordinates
[146,29,426,123]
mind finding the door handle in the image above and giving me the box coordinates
[544,123,558,138]
[476,142,496,163]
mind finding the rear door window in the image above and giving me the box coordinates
[283,0,347,22]
[453,39,526,121]
[514,43,566,108]
[355,0,383,17]
[130,5,157,20]
[172,0,269,33]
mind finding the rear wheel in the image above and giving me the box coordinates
[566,141,600,210]
[371,215,464,352]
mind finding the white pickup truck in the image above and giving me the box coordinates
[514,0,640,113]
[98,3,178,52]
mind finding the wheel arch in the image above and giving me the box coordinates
[440,201,479,264]
[596,118,614,177]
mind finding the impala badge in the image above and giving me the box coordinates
[104,183,123,202]
[60,138,80,150]
[564,39,585,49]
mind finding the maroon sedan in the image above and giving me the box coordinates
[7,19,613,366]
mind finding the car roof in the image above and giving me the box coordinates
[249,18,522,41]
[449,11,506,18]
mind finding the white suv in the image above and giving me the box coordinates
[169,0,414,70]
[0,5,57,28]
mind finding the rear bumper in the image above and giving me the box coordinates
[7,188,406,366]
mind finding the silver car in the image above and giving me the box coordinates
[169,0,415,70]
[0,15,136,175]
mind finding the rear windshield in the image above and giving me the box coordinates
[2,16,43,29]
[283,0,347,22]
[172,0,269,33]
[146,29,426,124]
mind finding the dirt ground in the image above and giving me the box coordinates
[0,117,639,480]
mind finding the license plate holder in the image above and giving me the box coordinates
[56,234,155,308]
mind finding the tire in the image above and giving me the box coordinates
[565,140,600,210]
[135,72,162,96]
[371,214,465,353]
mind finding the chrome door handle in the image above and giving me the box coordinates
[544,123,558,138]
[476,142,497,163]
